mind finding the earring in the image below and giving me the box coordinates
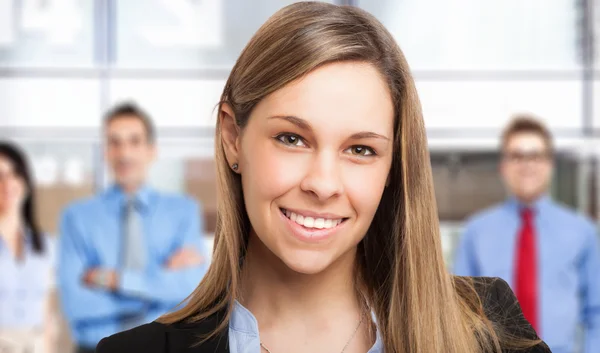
[232,163,239,171]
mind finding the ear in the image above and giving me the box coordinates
[498,158,507,179]
[148,142,157,162]
[220,103,242,172]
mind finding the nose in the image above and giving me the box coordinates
[299,150,344,202]
[518,159,539,173]
[116,144,136,159]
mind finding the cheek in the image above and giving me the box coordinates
[0,181,8,196]
[2,179,25,199]
[241,142,304,208]
[107,150,121,164]
[505,165,522,179]
[538,165,552,182]
[139,151,153,165]
[342,162,388,220]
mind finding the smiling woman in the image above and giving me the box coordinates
[96,2,550,353]
[220,61,395,277]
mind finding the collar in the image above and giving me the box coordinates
[0,227,32,254]
[104,184,153,211]
[506,194,551,215]
[229,300,383,351]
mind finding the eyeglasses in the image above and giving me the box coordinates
[502,151,552,163]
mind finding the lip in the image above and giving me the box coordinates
[281,207,346,219]
[279,208,348,243]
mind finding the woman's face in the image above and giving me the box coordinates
[223,62,394,274]
[0,156,26,214]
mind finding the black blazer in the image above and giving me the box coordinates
[96,277,551,353]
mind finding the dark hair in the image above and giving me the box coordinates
[103,102,156,143]
[501,114,553,154]
[0,141,44,253]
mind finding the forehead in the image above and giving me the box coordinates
[252,61,394,137]
[505,132,548,152]
[0,155,14,171]
[106,115,147,135]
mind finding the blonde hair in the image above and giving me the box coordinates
[160,3,540,352]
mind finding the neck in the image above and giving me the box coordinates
[119,182,143,195]
[0,210,21,237]
[516,193,545,206]
[239,232,365,327]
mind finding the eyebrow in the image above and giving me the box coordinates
[268,115,390,141]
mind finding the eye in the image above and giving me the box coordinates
[275,133,307,147]
[346,145,376,156]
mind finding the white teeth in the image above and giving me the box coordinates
[304,217,315,227]
[283,209,343,229]
[314,218,324,228]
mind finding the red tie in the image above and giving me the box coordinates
[514,208,539,333]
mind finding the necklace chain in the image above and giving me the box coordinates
[259,314,365,353]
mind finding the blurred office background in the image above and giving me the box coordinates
[0,0,598,351]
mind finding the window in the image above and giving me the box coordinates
[0,0,95,67]
[114,0,337,69]
[358,0,579,71]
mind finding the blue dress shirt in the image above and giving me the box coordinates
[57,185,209,348]
[454,196,600,353]
[228,300,383,353]
[0,231,55,329]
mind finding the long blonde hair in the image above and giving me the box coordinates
[160,3,539,352]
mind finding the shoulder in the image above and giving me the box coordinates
[548,201,596,230]
[469,277,521,316]
[155,192,201,210]
[41,234,58,261]
[462,204,508,235]
[97,312,228,353]
[61,195,104,220]
[465,277,551,352]
[470,277,531,329]
[96,322,168,353]
[545,201,597,246]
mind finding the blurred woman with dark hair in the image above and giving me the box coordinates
[0,141,57,353]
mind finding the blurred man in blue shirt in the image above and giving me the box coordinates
[58,103,209,353]
[454,115,600,353]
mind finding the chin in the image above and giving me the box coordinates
[117,177,139,188]
[516,189,544,202]
[278,249,338,275]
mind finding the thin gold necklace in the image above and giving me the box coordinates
[259,314,365,353]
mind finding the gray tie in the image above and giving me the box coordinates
[123,197,146,270]
[121,197,147,330]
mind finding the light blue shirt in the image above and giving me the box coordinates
[0,231,55,329]
[453,196,600,353]
[57,185,209,348]
[228,300,383,353]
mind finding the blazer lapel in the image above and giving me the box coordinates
[166,312,230,353]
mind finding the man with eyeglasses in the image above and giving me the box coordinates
[453,115,600,353]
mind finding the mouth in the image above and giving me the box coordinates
[279,208,349,242]
[279,208,348,229]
